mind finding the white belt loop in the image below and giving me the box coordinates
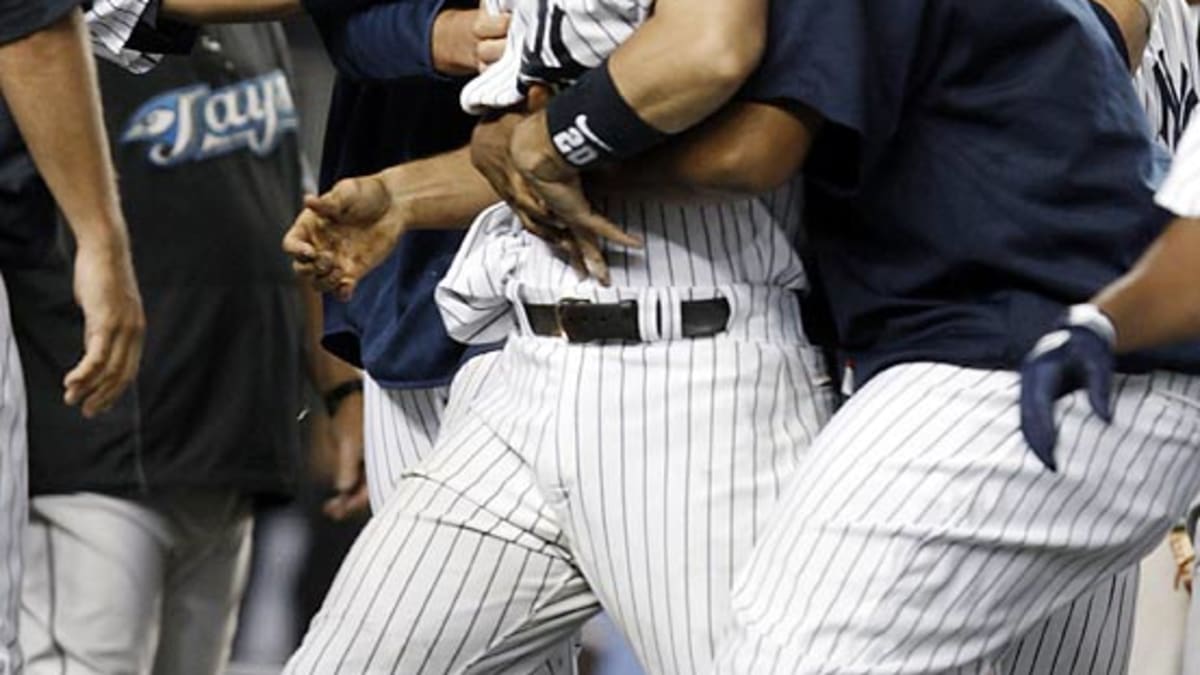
[661,288,685,341]
[636,288,662,342]
[507,281,535,336]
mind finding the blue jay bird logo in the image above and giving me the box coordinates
[121,70,298,167]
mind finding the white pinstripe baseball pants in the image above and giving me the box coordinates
[362,376,449,512]
[286,320,837,675]
[716,363,1200,675]
[0,280,26,675]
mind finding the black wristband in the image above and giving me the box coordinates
[323,379,363,416]
[545,60,670,169]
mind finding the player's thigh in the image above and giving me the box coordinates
[153,491,253,675]
[553,339,835,675]
[287,413,598,675]
[1000,566,1137,675]
[718,364,1200,675]
[21,494,166,675]
[363,375,449,510]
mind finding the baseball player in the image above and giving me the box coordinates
[664,1,1200,673]
[284,1,1158,674]
[282,0,844,673]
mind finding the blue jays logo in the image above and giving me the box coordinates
[121,70,298,167]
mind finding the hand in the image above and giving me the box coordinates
[1171,527,1196,595]
[1019,307,1116,471]
[282,174,402,301]
[474,10,509,71]
[322,390,369,521]
[432,8,510,76]
[470,86,640,283]
[65,236,145,418]
[509,109,641,284]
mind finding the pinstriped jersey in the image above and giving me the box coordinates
[86,0,163,73]
[1157,119,1200,214]
[443,0,810,344]
[1136,0,1200,152]
[462,0,652,113]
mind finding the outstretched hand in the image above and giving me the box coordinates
[1019,308,1116,471]
[282,174,402,301]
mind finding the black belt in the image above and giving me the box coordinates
[524,298,731,343]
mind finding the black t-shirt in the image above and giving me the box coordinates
[9,24,305,499]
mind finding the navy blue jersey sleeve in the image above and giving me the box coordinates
[302,0,384,18]
[312,0,448,81]
[0,0,80,45]
[743,0,932,137]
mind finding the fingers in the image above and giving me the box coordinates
[572,208,643,249]
[86,322,142,417]
[1019,362,1061,472]
[473,10,509,39]
[1083,356,1114,423]
[322,483,369,521]
[474,11,509,69]
[283,210,320,259]
[63,328,112,409]
[527,84,552,112]
[64,312,144,418]
[574,229,611,286]
[306,179,360,222]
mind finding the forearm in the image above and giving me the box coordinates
[385,146,499,231]
[607,0,766,133]
[160,0,300,23]
[0,9,127,248]
[1093,0,1152,70]
[1094,217,1200,351]
[598,102,820,198]
[301,285,360,391]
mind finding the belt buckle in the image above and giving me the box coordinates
[555,298,593,343]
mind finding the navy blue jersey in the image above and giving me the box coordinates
[745,0,1200,383]
[312,1,481,389]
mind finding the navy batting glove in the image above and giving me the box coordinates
[1019,305,1117,472]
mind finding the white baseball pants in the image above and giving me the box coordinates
[286,316,838,674]
[363,375,449,512]
[19,490,252,675]
[717,362,1200,674]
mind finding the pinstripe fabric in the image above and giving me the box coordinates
[716,363,1200,675]
[286,327,836,675]
[0,281,26,675]
[85,0,161,74]
[1158,119,1200,215]
[461,0,652,114]
[1135,0,1200,153]
[437,180,810,347]
[999,567,1137,675]
[286,354,589,675]
[362,376,449,512]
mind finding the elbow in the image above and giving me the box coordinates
[703,139,797,195]
[692,25,766,96]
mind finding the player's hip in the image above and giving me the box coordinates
[464,325,837,456]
